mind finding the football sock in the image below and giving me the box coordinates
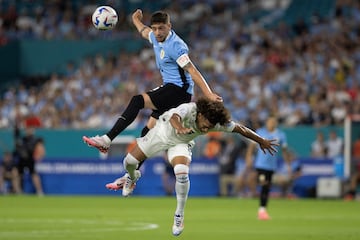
[123,153,139,180]
[259,207,266,212]
[141,126,150,137]
[174,164,190,215]
[260,184,270,207]
[106,95,144,140]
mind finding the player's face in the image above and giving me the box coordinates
[266,117,277,131]
[151,22,171,42]
[196,113,215,133]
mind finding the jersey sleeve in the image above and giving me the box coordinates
[169,40,190,66]
[212,120,236,133]
[148,31,155,44]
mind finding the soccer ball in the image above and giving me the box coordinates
[92,6,118,30]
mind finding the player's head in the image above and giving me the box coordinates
[150,11,171,42]
[196,98,230,133]
[266,115,278,131]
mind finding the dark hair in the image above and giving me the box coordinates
[150,11,170,25]
[196,98,230,126]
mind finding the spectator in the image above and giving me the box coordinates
[0,151,21,194]
[326,130,343,159]
[272,150,302,198]
[311,131,327,158]
[202,132,224,159]
[218,135,246,197]
[344,134,360,200]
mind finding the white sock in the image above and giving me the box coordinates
[123,153,139,180]
[259,207,266,212]
[174,164,190,216]
[102,135,111,144]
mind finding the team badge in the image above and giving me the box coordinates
[160,49,165,59]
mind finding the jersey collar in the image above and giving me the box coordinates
[159,30,172,45]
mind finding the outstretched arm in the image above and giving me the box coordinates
[132,9,151,40]
[183,62,223,102]
[232,124,278,155]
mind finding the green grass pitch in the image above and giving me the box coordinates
[0,195,359,240]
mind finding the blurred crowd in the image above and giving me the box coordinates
[1,0,360,130]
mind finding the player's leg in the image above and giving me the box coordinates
[121,145,148,197]
[83,93,155,152]
[107,93,156,140]
[11,168,22,194]
[257,169,274,220]
[136,115,158,170]
[168,143,192,236]
[16,160,25,193]
[106,122,166,194]
[28,161,44,196]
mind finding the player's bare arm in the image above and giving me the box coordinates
[233,124,279,155]
[169,114,193,134]
[183,62,223,102]
[132,9,151,40]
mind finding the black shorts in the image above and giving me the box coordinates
[147,83,192,119]
[256,168,274,183]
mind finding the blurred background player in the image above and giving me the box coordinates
[245,115,290,220]
[0,151,21,194]
[14,124,45,196]
[83,9,222,153]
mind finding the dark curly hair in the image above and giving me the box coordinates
[196,97,230,126]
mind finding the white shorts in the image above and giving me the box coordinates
[136,122,193,164]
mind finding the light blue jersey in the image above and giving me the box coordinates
[254,127,288,171]
[149,30,194,95]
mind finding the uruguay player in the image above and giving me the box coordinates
[245,115,291,220]
[83,9,222,152]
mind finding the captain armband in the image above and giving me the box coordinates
[176,54,191,68]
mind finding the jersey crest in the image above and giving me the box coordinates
[160,49,165,59]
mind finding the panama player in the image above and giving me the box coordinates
[105,98,278,236]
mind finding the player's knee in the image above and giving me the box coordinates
[174,164,189,183]
[123,153,139,168]
[130,95,145,109]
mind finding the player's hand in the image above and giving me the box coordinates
[206,93,223,102]
[132,9,143,21]
[259,139,279,155]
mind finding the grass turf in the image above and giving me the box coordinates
[0,195,359,240]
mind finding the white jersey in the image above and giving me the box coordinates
[137,102,236,161]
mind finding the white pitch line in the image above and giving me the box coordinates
[0,218,159,238]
